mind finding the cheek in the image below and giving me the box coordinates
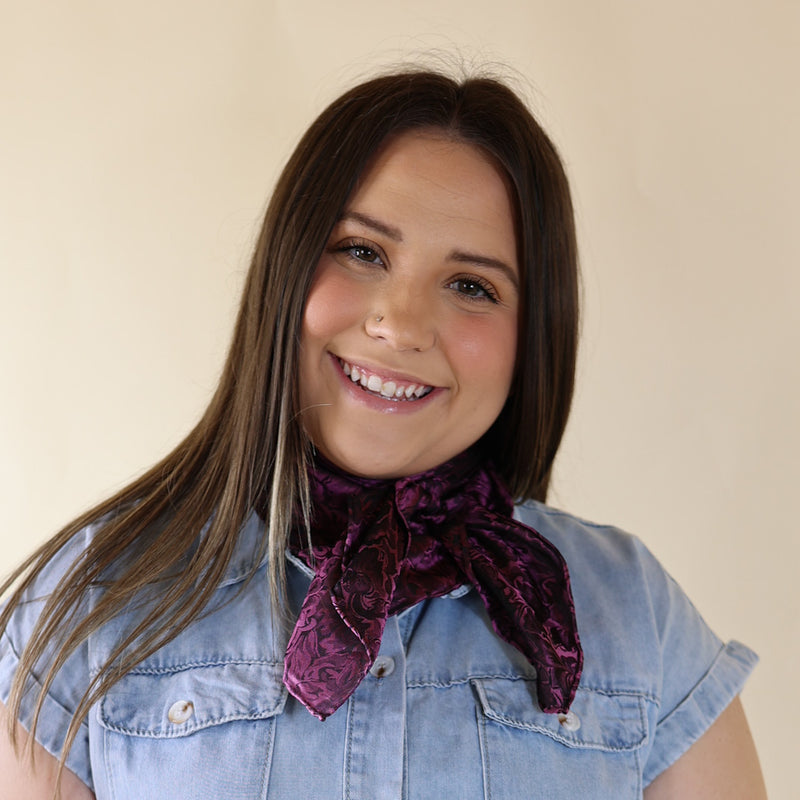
[302,265,355,341]
[449,317,518,398]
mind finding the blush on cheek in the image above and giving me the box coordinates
[303,262,366,339]
[450,323,517,375]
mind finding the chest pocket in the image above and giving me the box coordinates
[472,678,650,800]
[97,660,287,800]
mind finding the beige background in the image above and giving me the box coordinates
[1,1,797,796]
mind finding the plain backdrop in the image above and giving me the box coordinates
[1,2,797,797]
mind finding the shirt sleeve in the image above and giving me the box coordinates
[634,538,758,786]
[0,530,95,791]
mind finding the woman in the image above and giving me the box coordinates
[0,70,765,798]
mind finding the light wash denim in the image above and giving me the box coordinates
[1,501,756,799]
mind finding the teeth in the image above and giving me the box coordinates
[338,358,432,402]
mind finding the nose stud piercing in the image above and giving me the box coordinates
[375,315,383,322]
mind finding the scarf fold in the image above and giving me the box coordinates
[283,449,582,720]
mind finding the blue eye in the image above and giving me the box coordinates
[448,276,499,303]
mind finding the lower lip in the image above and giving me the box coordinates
[329,354,443,415]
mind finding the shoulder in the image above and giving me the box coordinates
[514,500,758,784]
[515,501,664,668]
[515,499,651,574]
[0,522,101,791]
[514,498,716,619]
[1,520,98,645]
[514,500,674,645]
[513,499,753,676]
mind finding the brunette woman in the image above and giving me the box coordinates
[1,70,765,799]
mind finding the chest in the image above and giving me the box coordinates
[86,579,654,800]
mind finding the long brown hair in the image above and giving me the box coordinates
[1,68,578,775]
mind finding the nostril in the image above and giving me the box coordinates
[364,309,435,352]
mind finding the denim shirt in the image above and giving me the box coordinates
[1,501,756,799]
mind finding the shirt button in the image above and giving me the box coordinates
[557,710,581,732]
[369,656,395,679]
[168,700,194,724]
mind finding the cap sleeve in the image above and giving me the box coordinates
[515,502,759,789]
[633,538,758,785]
[0,528,94,791]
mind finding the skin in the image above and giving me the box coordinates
[0,131,766,800]
[298,131,520,479]
[645,697,766,799]
[0,701,95,800]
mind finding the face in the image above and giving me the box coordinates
[298,131,520,479]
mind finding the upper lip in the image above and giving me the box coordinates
[332,354,439,389]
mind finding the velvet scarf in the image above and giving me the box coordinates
[283,449,583,720]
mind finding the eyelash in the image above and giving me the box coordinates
[331,239,500,304]
[446,275,499,303]
[333,239,384,265]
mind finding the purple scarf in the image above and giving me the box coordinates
[283,449,582,720]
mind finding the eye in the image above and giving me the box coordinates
[447,275,499,303]
[333,240,384,266]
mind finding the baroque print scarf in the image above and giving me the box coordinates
[283,449,582,720]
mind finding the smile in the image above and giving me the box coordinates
[337,357,434,401]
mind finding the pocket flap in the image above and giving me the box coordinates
[99,660,287,738]
[472,677,647,751]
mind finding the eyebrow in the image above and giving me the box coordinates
[448,250,519,291]
[339,209,519,290]
[340,210,403,241]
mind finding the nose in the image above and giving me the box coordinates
[364,289,436,352]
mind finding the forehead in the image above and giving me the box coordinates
[345,131,518,261]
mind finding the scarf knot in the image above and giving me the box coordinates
[283,449,582,720]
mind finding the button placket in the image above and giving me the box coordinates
[344,617,406,800]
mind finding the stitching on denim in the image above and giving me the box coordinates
[344,696,354,800]
[125,658,282,676]
[471,679,651,752]
[634,731,644,796]
[100,707,285,738]
[103,726,117,800]
[407,673,536,689]
[479,702,647,752]
[652,643,725,728]
[258,717,275,800]
[572,685,658,704]
[407,673,658,705]
[402,717,409,800]
[476,703,492,800]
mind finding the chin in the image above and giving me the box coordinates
[316,442,446,480]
